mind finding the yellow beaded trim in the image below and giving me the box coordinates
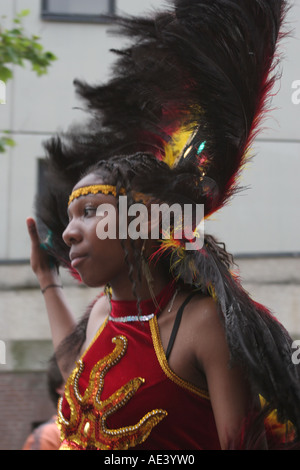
[68,184,126,206]
[68,184,151,207]
[149,316,210,400]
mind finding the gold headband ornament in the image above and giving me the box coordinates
[68,185,126,206]
[68,184,151,206]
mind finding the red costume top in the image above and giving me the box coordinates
[57,283,221,450]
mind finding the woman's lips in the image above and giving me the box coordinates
[70,255,87,269]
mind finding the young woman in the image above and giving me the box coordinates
[27,0,300,450]
[27,161,259,450]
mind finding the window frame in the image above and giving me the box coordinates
[41,0,116,23]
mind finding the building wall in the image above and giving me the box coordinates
[0,371,56,451]
[1,0,300,259]
[0,0,300,450]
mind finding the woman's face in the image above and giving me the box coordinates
[62,173,128,288]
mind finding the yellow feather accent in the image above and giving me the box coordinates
[163,127,194,168]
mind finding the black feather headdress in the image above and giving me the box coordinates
[38,0,288,255]
[36,0,300,445]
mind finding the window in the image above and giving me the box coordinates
[37,159,47,199]
[41,0,115,23]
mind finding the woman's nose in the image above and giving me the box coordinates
[62,220,83,247]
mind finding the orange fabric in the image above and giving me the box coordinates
[23,416,61,450]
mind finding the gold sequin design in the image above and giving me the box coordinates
[149,317,210,400]
[57,335,167,450]
[68,184,150,207]
[68,184,126,206]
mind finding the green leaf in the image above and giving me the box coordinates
[0,66,13,82]
[0,135,16,153]
[45,52,57,61]
[9,27,23,35]
[18,10,30,18]
[0,9,57,83]
[4,137,15,147]
[5,46,19,63]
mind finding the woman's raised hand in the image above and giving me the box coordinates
[26,217,59,285]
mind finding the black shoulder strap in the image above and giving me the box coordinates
[165,291,197,360]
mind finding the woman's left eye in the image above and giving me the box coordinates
[83,206,97,217]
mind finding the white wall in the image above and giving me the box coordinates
[206,2,300,255]
[205,140,300,255]
[0,0,299,260]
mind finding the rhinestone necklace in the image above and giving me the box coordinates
[108,289,179,323]
[108,313,155,323]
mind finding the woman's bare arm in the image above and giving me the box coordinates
[26,217,76,377]
[193,297,264,449]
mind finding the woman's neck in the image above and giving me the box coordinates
[109,266,170,302]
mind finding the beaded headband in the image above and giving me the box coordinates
[68,185,126,206]
[68,184,150,206]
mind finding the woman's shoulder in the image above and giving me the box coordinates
[81,292,111,352]
[179,289,222,329]
[88,291,110,326]
[178,289,227,360]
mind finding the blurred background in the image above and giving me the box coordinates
[0,0,299,450]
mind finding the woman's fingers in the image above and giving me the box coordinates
[26,217,40,247]
[26,217,55,276]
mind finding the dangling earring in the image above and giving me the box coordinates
[141,241,159,309]
[104,283,112,311]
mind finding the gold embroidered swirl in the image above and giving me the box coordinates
[57,335,167,450]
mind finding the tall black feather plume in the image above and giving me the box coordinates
[37,0,288,268]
